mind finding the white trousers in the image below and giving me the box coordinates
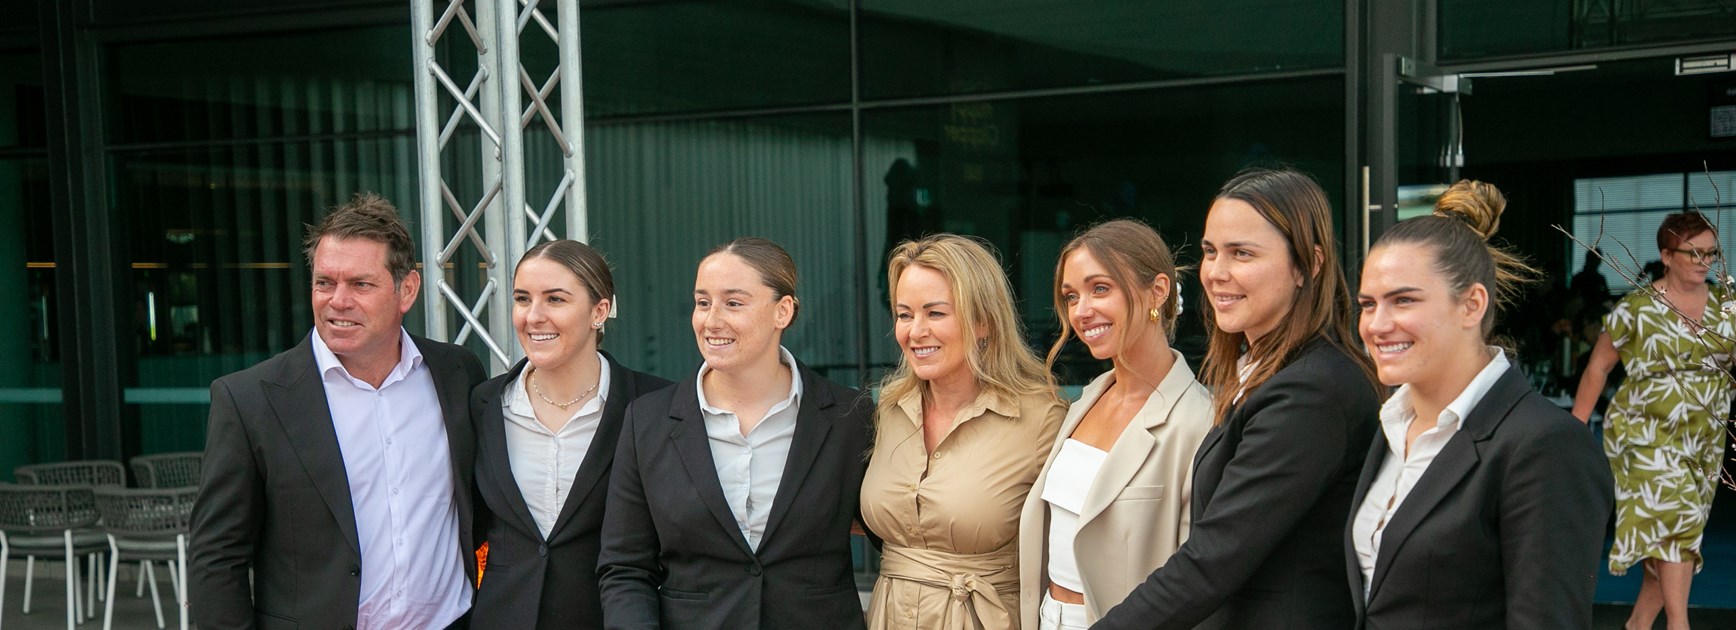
[1039,592,1090,630]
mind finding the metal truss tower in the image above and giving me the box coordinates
[411,0,588,373]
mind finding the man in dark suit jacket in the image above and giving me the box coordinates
[597,363,873,630]
[189,194,487,630]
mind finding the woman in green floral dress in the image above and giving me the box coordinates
[1574,210,1733,630]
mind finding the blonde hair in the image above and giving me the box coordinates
[877,235,1058,416]
[1045,219,1183,370]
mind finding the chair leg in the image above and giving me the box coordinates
[85,552,97,621]
[23,555,33,614]
[103,537,119,630]
[63,531,75,630]
[135,560,146,598]
[176,536,188,630]
[143,562,163,630]
[2,533,11,630]
[73,553,85,625]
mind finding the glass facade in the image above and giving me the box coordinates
[582,0,851,116]
[97,25,427,459]
[585,114,862,379]
[0,0,1366,471]
[10,0,1736,615]
[1,30,60,475]
[1441,0,1736,60]
[859,0,1343,98]
[12,0,1730,490]
[860,77,1345,381]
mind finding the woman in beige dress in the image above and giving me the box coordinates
[861,234,1067,630]
[1016,219,1213,630]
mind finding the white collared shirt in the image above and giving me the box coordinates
[310,328,470,630]
[695,346,803,551]
[1353,347,1509,599]
[502,353,611,539]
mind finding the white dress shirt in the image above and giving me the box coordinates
[1353,347,1509,599]
[695,346,803,551]
[311,328,471,630]
[502,354,611,539]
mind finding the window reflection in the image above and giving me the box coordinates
[861,0,1343,99]
[580,0,851,116]
[1441,0,1736,59]
[584,115,861,381]
[863,78,1345,382]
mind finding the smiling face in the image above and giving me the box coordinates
[1059,248,1136,360]
[893,265,976,391]
[513,257,608,373]
[1357,243,1487,388]
[1200,198,1303,344]
[692,252,793,373]
[310,236,419,369]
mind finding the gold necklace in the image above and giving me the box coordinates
[530,369,598,410]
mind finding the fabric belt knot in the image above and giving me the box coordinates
[871,544,1017,630]
[950,574,976,602]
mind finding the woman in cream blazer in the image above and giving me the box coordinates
[1017,220,1213,629]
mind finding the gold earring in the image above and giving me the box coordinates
[1149,308,1161,323]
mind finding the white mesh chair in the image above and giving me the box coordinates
[126,453,201,602]
[94,487,196,630]
[0,482,104,630]
[14,460,125,619]
[128,454,202,490]
[14,461,127,488]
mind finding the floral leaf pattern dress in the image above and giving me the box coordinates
[1603,285,1735,574]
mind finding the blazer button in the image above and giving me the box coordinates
[538,544,548,558]
[349,564,360,577]
[748,565,762,576]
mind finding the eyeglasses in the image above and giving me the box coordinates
[1668,246,1725,265]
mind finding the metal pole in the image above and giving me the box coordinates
[494,0,528,371]
[411,0,449,340]
[479,0,516,372]
[558,0,588,243]
[415,0,587,373]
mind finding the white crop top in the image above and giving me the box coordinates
[1042,439,1109,593]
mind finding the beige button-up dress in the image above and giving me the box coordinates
[861,388,1066,630]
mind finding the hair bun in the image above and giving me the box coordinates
[1432,180,1506,240]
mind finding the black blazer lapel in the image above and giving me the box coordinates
[548,353,637,542]
[1365,367,1528,601]
[666,378,756,557]
[1347,430,1389,619]
[480,360,543,541]
[264,337,362,556]
[1193,418,1229,471]
[758,365,835,547]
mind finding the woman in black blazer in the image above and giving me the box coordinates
[470,240,672,629]
[1348,181,1613,629]
[598,237,873,630]
[1093,168,1384,630]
